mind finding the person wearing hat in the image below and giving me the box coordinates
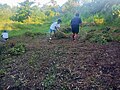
[49,19,62,40]
[71,13,82,41]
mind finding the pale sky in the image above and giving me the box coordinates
[0,0,68,7]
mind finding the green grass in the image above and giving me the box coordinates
[0,22,51,37]
[0,22,119,44]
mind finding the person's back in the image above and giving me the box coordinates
[71,16,82,26]
[1,30,8,41]
[2,32,8,39]
[71,13,82,41]
[50,22,59,30]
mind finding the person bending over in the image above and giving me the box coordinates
[49,19,62,39]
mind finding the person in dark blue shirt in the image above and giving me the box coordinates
[71,13,82,41]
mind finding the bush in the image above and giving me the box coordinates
[60,26,71,33]
[54,25,71,39]
[8,43,26,55]
[112,18,120,26]
[113,29,120,33]
[113,36,120,41]
[55,31,68,39]
[89,33,108,44]
[0,45,6,55]
[86,28,113,44]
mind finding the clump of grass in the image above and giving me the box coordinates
[53,25,71,39]
[0,69,5,74]
[0,69,6,78]
[112,34,120,41]
[0,45,6,55]
[85,27,113,44]
[42,74,56,88]
[8,43,26,55]
[55,31,68,39]
[89,33,108,44]
[113,29,120,33]
[24,31,35,37]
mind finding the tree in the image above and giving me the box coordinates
[0,4,12,22]
[29,5,47,24]
[112,4,120,18]
[10,0,34,22]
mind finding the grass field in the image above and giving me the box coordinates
[0,22,120,43]
[0,22,51,37]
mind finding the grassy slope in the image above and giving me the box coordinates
[0,23,51,38]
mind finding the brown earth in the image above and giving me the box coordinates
[0,35,120,90]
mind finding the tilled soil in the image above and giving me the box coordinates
[0,36,120,90]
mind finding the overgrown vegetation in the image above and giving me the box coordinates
[85,27,112,44]
[8,43,26,55]
[0,0,120,90]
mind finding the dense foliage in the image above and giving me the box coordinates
[10,0,34,22]
[0,0,120,24]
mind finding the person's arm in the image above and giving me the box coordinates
[70,19,72,26]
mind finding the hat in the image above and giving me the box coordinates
[4,30,7,32]
[58,19,62,23]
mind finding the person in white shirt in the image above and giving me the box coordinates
[1,30,8,42]
[49,19,62,39]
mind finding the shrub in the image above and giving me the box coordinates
[94,18,104,24]
[113,36,120,41]
[86,28,113,44]
[8,43,26,55]
[113,29,120,33]
[0,45,6,55]
[89,33,107,44]
[55,31,68,39]
[60,26,71,33]
[53,26,71,39]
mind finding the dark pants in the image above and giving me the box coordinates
[71,25,79,34]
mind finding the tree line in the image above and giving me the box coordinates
[0,0,120,25]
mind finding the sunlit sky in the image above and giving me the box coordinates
[0,0,68,7]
